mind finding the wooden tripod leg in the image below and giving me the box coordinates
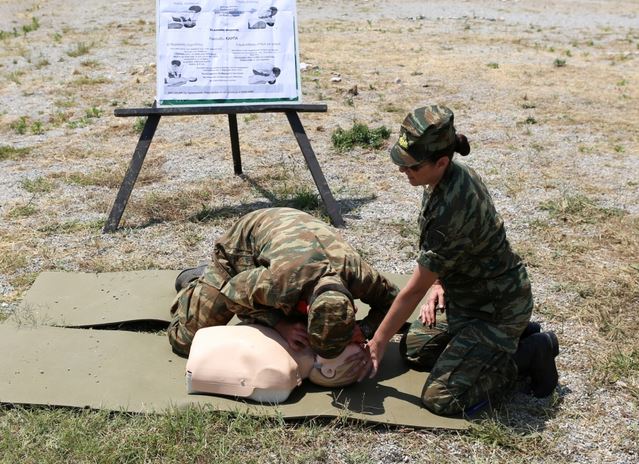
[103,114,161,233]
[285,111,345,228]
[228,114,242,175]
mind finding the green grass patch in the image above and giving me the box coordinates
[9,271,38,289]
[0,17,40,39]
[597,349,639,382]
[137,189,211,224]
[331,122,391,151]
[49,111,72,126]
[85,106,103,118]
[10,116,29,134]
[0,251,27,274]
[0,407,383,463]
[593,348,639,398]
[468,418,543,452]
[66,107,104,128]
[182,230,204,247]
[20,177,55,194]
[80,59,101,68]
[67,42,94,58]
[256,169,322,211]
[6,204,38,218]
[37,219,105,234]
[285,187,321,210]
[539,194,624,224]
[67,118,89,129]
[191,204,243,223]
[133,116,147,133]
[35,57,50,69]
[0,145,30,161]
[54,98,76,108]
[59,170,123,188]
[30,120,45,135]
[21,17,40,34]
[69,75,110,86]
[7,70,25,85]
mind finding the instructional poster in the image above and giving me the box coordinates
[156,0,300,106]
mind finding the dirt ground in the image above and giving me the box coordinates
[1,0,638,462]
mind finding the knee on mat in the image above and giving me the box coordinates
[399,329,450,370]
[167,318,193,358]
[421,381,466,416]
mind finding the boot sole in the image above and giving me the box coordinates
[174,264,207,292]
[520,321,542,339]
[531,331,559,398]
[544,331,560,358]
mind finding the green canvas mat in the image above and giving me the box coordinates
[0,324,467,429]
[3,270,467,429]
[19,270,178,327]
[18,271,423,327]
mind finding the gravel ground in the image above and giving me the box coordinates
[1,0,638,462]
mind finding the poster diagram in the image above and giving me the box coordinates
[156,0,301,106]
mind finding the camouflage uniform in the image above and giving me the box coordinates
[169,207,398,357]
[391,106,533,415]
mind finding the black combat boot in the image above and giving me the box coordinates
[174,264,207,292]
[520,321,542,339]
[512,331,560,397]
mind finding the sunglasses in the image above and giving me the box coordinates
[405,160,430,172]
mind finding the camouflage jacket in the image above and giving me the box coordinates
[201,207,398,328]
[417,161,532,326]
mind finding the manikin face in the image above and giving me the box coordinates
[398,156,448,187]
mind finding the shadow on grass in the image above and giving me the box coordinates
[188,174,377,225]
[124,173,376,230]
[466,382,569,439]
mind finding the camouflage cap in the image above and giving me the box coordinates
[307,289,355,359]
[390,105,456,167]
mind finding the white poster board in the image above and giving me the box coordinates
[156,0,301,106]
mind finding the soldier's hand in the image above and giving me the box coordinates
[364,337,387,380]
[420,280,445,327]
[344,343,370,382]
[274,320,309,351]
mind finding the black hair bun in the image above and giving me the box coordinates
[455,134,470,156]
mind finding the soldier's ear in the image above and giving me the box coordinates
[435,156,449,170]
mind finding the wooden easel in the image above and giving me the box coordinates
[103,103,345,233]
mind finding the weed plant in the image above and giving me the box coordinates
[67,42,94,58]
[10,117,28,134]
[21,177,55,194]
[0,146,30,161]
[331,122,391,151]
[0,17,39,39]
[133,116,147,133]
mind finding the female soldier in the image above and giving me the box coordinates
[364,105,559,415]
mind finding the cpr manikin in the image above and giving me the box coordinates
[186,324,363,403]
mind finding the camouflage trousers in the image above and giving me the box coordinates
[168,279,235,357]
[400,317,527,416]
